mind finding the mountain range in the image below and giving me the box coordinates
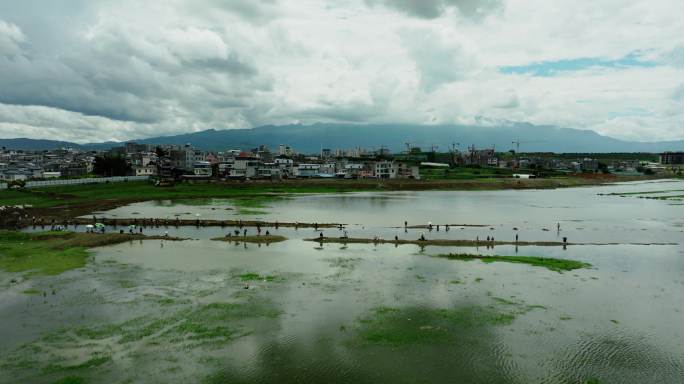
[2,123,683,153]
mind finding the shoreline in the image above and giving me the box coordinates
[0,175,667,229]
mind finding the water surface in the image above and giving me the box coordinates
[3,180,684,383]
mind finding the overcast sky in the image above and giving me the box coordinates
[0,0,682,143]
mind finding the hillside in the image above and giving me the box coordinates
[2,123,683,153]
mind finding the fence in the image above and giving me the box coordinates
[0,176,150,190]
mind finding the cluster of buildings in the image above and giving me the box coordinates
[395,146,645,174]
[2,142,682,182]
[113,143,422,181]
[0,148,94,182]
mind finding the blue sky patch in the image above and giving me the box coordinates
[500,52,657,76]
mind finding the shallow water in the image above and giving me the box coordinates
[3,180,684,383]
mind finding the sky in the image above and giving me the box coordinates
[0,0,682,143]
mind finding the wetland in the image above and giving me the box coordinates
[1,179,683,383]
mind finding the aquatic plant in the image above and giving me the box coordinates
[238,273,276,282]
[435,254,591,272]
[1,300,283,380]
[353,302,543,347]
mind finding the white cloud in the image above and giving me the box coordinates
[0,0,682,143]
[0,20,25,56]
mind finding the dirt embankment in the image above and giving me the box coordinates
[26,217,342,230]
[0,206,27,229]
[212,234,288,244]
[304,236,677,247]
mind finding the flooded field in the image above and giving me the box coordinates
[2,180,684,383]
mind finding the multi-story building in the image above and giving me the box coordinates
[295,164,321,178]
[374,161,397,179]
[193,161,213,177]
[230,156,260,178]
[660,152,684,165]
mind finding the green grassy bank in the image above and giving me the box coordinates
[0,231,182,276]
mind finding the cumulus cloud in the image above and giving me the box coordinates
[400,28,478,91]
[364,0,502,19]
[0,20,24,56]
[673,84,684,101]
[668,45,684,68]
[0,0,682,143]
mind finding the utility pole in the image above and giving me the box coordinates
[450,142,460,165]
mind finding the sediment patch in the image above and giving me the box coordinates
[212,235,287,244]
[304,237,676,247]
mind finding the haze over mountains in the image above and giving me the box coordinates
[2,123,683,153]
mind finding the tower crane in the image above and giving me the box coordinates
[511,139,545,169]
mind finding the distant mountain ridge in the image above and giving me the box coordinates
[2,123,683,153]
[0,138,86,151]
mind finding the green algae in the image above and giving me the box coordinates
[492,297,518,305]
[21,288,42,295]
[231,195,287,215]
[44,355,112,373]
[53,376,85,384]
[238,273,277,282]
[436,253,591,272]
[2,300,283,379]
[353,302,542,347]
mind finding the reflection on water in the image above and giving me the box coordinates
[546,331,684,383]
[91,180,684,245]
[2,180,684,383]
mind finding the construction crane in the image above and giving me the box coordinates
[511,139,544,154]
[511,139,545,169]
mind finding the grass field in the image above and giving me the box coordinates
[0,181,358,209]
[0,174,638,211]
[0,231,182,276]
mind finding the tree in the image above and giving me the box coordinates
[93,155,131,177]
[155,146,166,158]
[8,179,26,188]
